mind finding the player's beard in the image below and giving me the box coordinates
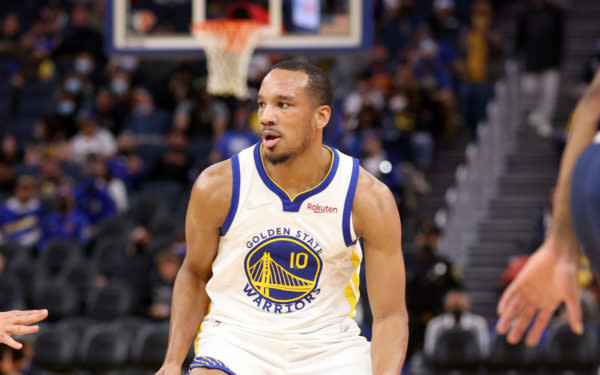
[265,129,312,165]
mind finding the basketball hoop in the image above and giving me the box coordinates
[192,20,267,99]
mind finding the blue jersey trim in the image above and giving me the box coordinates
[220,154,240,236]
[253,142,340,212]
[343,158,360,246]
[189,356,236,375]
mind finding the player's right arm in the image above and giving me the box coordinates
[156,161,232,375]
[497,68,600,346]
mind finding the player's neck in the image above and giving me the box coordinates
[264,143,332,198]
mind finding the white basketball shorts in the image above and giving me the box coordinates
[189,318,372,375]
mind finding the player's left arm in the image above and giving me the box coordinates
[353,168,408,375]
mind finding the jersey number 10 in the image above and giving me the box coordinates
[289,252,308,269]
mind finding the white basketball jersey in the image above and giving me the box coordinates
[201,142,362,334]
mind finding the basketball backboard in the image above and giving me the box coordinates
[105,0,372,55]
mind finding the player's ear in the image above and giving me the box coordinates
[314,105,331,130]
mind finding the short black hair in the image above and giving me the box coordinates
[269,60,333,107]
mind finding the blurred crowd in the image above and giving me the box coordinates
[0,0,519,372]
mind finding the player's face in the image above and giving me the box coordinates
[257,69,318,165]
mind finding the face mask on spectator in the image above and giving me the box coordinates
[64,78,82,94]
[135,103,153,117]
[57,100,75,116]
[111,79,129,95]
[119,56,139,71]
[75,58,94,74]
[389,95,408,112]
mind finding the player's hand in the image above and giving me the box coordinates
[496,237,583,346]
[155,363,182,375]
[0,309,48,349]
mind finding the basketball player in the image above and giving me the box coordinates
[0,309,48,349]
[496,69,600,346]
[156,61,408,375]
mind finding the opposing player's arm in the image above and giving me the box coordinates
[496,68,600,346]
[550,69,600,250]
[353,168,408,375]
[158,161,232,374]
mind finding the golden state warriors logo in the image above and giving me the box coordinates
[243,230,323,313]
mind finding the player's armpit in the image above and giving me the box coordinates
[352,168,408,375]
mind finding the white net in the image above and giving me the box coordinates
[193,21,266,98]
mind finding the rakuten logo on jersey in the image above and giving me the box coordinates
[306,203,338,214]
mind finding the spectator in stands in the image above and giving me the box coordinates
[516,0,564,137]
[107,133,147,190]
[32,115,70,163]
[109,70,133,111]
[405,218,464,358]
[124,88,171,145]
[151,131,191,188]
[53,4,104,63]
[382,0,421,61]
[429,0,463,53]
[148,251,182,321]
[39,184,90,251]
[0,136,21,194]
[0,175,43,248]
[0,344,25,375]
[458,0,503,135]
[0,252,24,311]
[88,156,128,214]
[343,73,385,131]
[163,68,194,114]
[94,87,123,135]
[69,111,117,165]
[413,38,456,136]
[360,131,404,206]
[0,13,21,57]
[96,226,153,314]
[73,50,99,87]
[423,290,490,359]
[186,88,229,141]
[38,156,66,203]
[55,91,79,137]
[74,171,117,227]
[210,104,260,162]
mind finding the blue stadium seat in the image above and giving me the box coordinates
[138,181,182,210]
[38,239,83,276]
[86,282,134,321]
[131,323,194,370]
[32,325,80,372]
[78,324,132,371]
[108,316,151,340]
[96,215,135,240]
[58,260,97,310]
[543,322,599,372]
[127,193,168,227]
[130,323,169,369]
[55,316,96,338]
[32,281,79,321]
[429,327,482,371]
[0,242,31,267]
[7,258,46,308]
[0,275,23,310]
[487,333,538,371]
